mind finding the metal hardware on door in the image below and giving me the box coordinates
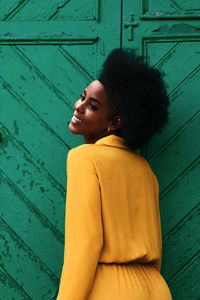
[124,14,138,41]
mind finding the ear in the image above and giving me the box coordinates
[109,116,121,132]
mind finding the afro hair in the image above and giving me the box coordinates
[98,48,170,151]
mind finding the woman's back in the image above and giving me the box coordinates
[57,134,172,300]
[85,134,162,270]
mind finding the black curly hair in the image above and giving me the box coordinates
[98,48,170,151]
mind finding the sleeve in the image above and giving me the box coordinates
[153,173,162,272]
[56,148,103,300]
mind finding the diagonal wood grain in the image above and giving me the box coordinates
[4,0,97,21]
[144,0,200,14]
[0,265,32,300]
[147,42,200,158]
[160,156,200,237]
[0,171,64,276]
[48,0,71,20]
[140,14,200,298]
[150,110,200,193]
[162,203,200,281]
[0,1,121,299]
[0,124,66,234]
[3,0,70,21]
[1,77,69,187]
[0,0,27,20]
[0,217,58,299]
[168,251,200,299]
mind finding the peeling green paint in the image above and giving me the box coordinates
[153,23,200,34]
[1,1,199,299]
[29,180,34,189]
[0,135,10,149]
[40,186,45,193]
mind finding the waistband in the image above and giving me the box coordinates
[98,261,156,267]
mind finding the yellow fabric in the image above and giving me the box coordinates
[88,263,172,300]
[57,134,171,300]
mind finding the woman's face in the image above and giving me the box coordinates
[69,80,117,144]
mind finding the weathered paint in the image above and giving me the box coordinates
[123,1,200,299]
[0,1,121,299]
[1,0,200,299]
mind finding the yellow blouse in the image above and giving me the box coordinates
[57,134,162,300]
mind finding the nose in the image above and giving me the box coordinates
[74,98,85,113]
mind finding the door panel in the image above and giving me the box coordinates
[0,1,121,299]
[0,0,100,21]
[1,0,199,298]
[123,1,200,299]
[143,0,200,15]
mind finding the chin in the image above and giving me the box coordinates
[68,123,81,135]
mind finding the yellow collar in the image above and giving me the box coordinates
[95,134,129,150]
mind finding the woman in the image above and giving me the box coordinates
[56,49,172,299]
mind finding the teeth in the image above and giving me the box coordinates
[73,115,82,123]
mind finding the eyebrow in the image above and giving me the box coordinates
[84,90,102,106]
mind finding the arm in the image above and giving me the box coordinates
[57,147,103,300]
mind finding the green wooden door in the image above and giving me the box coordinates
[1,0,199,299]
[123,1,200,299]
[0,1,121,299]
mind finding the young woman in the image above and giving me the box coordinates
[56,49,172,300]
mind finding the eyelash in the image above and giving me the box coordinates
[80,94,97,110]
[80,94,85,101]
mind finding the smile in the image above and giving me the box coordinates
[71,115,83,124]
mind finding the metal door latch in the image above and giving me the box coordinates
[124,14,138,41]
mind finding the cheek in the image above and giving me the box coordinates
[89,110,109,124]
[93,115,110,131]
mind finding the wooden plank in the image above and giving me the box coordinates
[15,44,92,106]
[63,44,96,80]
[147,63,200,158]
[2,0,69,21]
[0,1,122,299]
[160,158,200,237]
[150,112,200,193]
[7,0,96,21]
[0,0,23,20]
[0,44,83,148]
[1,80,68,187]
[0,218,58,299]
[0,172,64,276]
[123,1,200,297]
[147,41,178,67]
[169,252,200,300]
[51,0,97,20]
[0,21,97,43]
[0,124,66,234]
[0,265,32,300]
[144,1,183,14]
[161,204,200,281]
[145,0,200,13]
[96,0,121,69]
[155,41,200,95]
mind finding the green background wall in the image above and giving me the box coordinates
[0,1,199,299]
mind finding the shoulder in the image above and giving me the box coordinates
[66,144,98,173]
[67,144,97,160]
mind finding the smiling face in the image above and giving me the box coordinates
[68,80,120,144]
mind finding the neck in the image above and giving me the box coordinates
[84,132,111,144]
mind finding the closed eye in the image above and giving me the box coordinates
[80,93,97,110]
[89,103,97,110]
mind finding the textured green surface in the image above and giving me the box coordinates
[0,1,121,299]
[123,1,200,299]
[0,0,200,299]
